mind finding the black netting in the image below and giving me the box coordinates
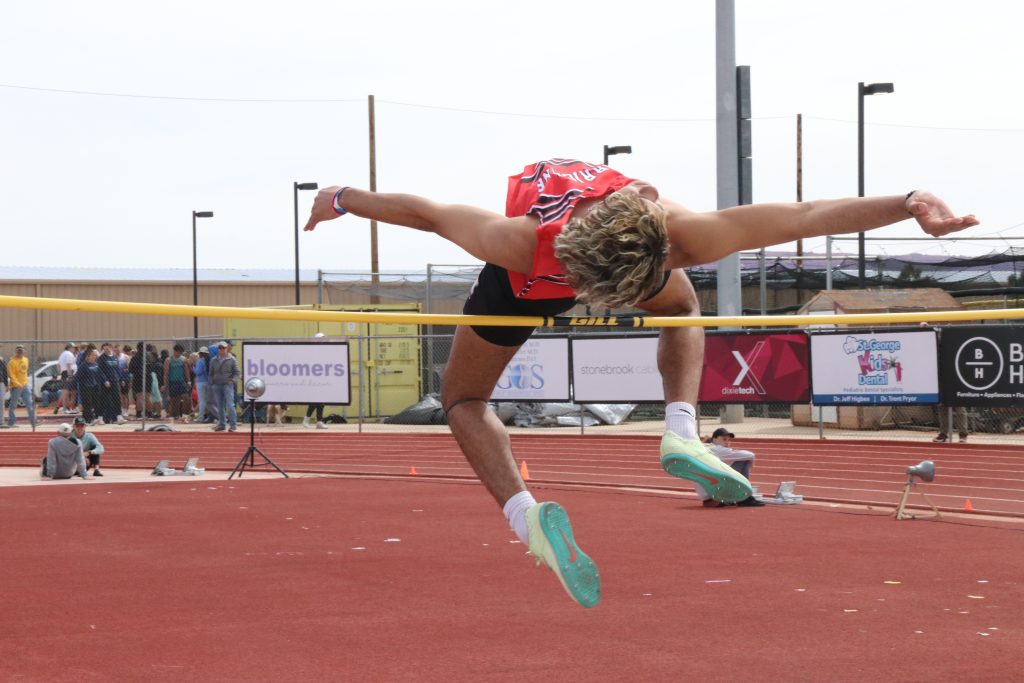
[687,247,1024,292]
[319,249,1024,318]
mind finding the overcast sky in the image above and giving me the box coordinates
[2,0,1021,275]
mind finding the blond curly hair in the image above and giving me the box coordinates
[554,191,669,308]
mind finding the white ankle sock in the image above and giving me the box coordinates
[502,491,537,544]
[665,401,698,439]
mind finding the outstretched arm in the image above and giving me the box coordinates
[303,186,537,273]
[662,191,979,268]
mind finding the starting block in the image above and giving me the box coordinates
[151,458,205,477]
[762,481,803,505]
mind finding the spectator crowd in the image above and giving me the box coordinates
[2,340,243,429]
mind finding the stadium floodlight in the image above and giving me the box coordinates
[293,181,320,306]
[603,145,632,165]
[858,81,894,287]
[192,210,215,342]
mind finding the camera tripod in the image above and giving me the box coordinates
[229,398,289,480]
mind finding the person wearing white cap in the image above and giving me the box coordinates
[57,342,79,414]
[42,423,88,479]
[209,340,240,432]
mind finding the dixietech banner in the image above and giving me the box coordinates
[939,326,1024,406]
[810,330,939,405]
[699,333,810,404]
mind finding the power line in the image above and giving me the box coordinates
[805,115,1024,133]
[377,99,774,123]
[0,83,737,124]
[0,83,363,104]
[4,82,1024,130]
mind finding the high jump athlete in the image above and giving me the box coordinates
[305,159,977,608]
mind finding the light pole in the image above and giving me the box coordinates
[858,81,894,287]
[293,182,319,306]
[603,145,632,166]
[192,210,214,342]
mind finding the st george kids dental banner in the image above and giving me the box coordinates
[809,331,939,405]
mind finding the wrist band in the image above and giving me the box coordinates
[905,190,916,214]
[332,187,349,215]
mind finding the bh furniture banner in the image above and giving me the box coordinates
[242,342,350,405]
[939,326,1024,406]
[491,337,570,402]
[571,336,661,403]
[810,331,938,405]
[699,332,810,404]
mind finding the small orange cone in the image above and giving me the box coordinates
[964,499,973,512]
[519,461,530,481]
[409,466,417,476]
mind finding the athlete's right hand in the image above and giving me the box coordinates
[303,185,346,232]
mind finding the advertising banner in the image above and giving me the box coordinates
[571,336,661,402]
[939,326,1024,406]
[699,332,810,404]
[242,342,350,405]
[810,331,939,405]
[491,337,570,402]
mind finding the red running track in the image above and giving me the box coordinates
[2,477,1023,682]
[2,431,1023,516]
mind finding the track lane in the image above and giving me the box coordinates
[2,431,1022,515]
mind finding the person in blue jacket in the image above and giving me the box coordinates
[74,348,104,425]
[97,343,124,425]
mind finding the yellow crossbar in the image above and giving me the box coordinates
[0,294,1021,329]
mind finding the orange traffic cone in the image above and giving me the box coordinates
[409,466,417,476]
[519,461,530,481]
[963,499,974,512]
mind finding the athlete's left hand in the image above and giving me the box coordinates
[304,185,345,232]
[907,190,979,237]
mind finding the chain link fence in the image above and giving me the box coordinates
[4,329,1020,446]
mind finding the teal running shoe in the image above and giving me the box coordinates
[659,431,753,503]
[525,502,600,608]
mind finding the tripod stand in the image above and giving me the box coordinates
[229,398,288,480]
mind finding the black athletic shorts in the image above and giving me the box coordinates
[462,264,577,347]
[463,265,673,347]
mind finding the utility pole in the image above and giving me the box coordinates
[368,94,380,305]
[796,113,803,272]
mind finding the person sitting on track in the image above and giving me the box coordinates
[698,428,764,508]
[303,159,977,608]
[42,422,89,480]
[73,416,106,477]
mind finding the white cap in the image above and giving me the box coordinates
[57,423,73,436]
[314,332,326,338]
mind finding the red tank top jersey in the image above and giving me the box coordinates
[505,159,635,300]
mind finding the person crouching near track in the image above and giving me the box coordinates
[696,428,764,507]
[73,417,106,477]
[41,422,89,480]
